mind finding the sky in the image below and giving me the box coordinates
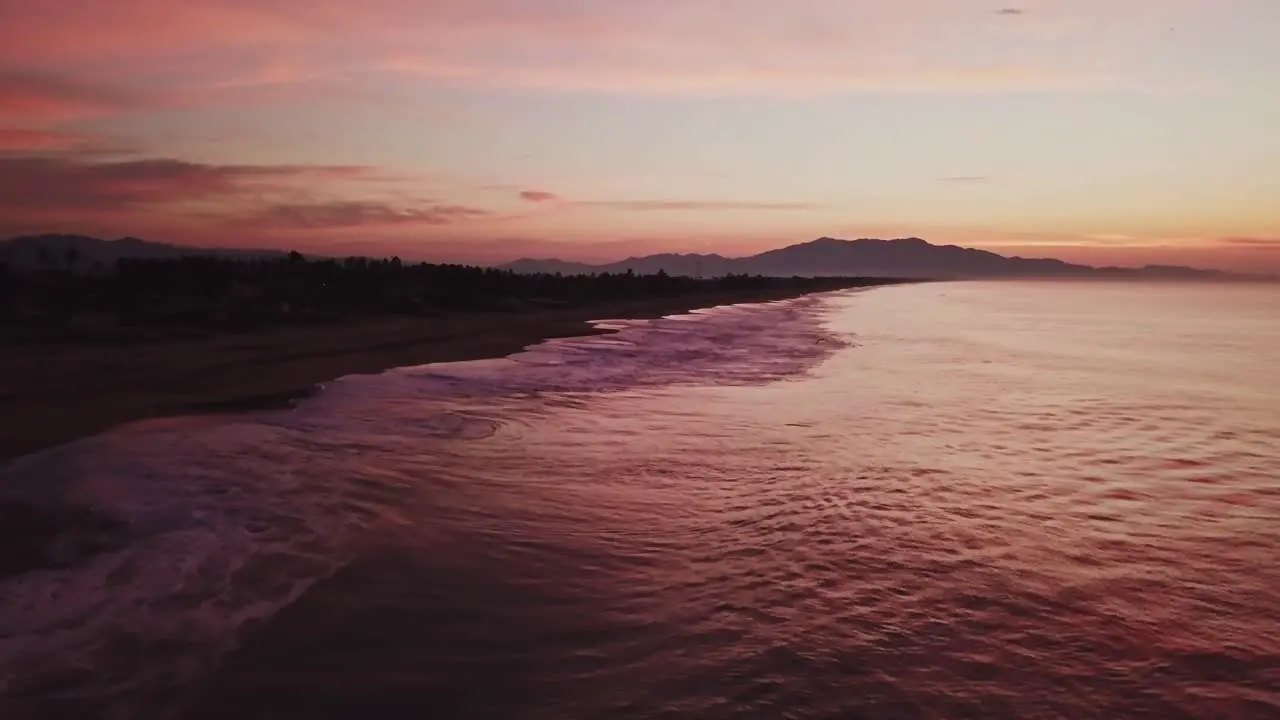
[1,0,1278,271]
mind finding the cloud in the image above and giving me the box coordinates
[0,155,377,212]
[510,190,821,213]
[580,200,822,212]
[1219,237,1280,249]
[0,144,498,238]
[0,153,401,240]
[381,57,1107,96]
[512,191,820,215]
[937,176,990,184]
[0,127,89,150]
[0,0,1220,101]
[519,190,560,203]
[0,70,145,121]
[246,201,489,229]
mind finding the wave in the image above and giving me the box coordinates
[0,291,852,716]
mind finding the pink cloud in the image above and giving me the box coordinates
[0,70,145,122]
[0,152,467,240]
[245,200,489,229]
[0,0,1223,101]
[0,127,89,150]
[0,155,380,212]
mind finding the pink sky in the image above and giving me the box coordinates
[1,0,1277,270]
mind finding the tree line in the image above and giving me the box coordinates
[0,252,902,340]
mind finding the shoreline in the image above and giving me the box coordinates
[0,281,903,581]
[0,284,881,466]
[0,280,919,468]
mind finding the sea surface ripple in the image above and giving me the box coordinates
[2,281,1278,719]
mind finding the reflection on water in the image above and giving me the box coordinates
[2,282,1279,718]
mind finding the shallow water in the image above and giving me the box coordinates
[2,281,1279,718]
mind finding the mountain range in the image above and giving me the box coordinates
[0,234,283,272]
[503,237,1261,280]
[0,233,1266,281]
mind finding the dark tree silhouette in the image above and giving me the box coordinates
[1,251,906,341]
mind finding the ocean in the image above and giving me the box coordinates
[2,280,1278,719]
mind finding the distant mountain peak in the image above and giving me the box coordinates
[0,234,284,272]
[2,232,1262,281]
[499,235,1253,280]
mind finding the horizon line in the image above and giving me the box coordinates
[3,231,1271,278]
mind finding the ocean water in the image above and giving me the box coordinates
[2,280,1279,719]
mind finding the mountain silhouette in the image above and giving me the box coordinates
[0,234,1265,280]
[0,234,284,272]
[505,236,1262,280]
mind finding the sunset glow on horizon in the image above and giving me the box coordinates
[2,0,1278,270]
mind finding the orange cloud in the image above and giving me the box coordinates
[379,57,1108,97]
[519,190,560,203]
[512,190,820,212]
[579,200,822,211]
[1219,237,1280,250]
